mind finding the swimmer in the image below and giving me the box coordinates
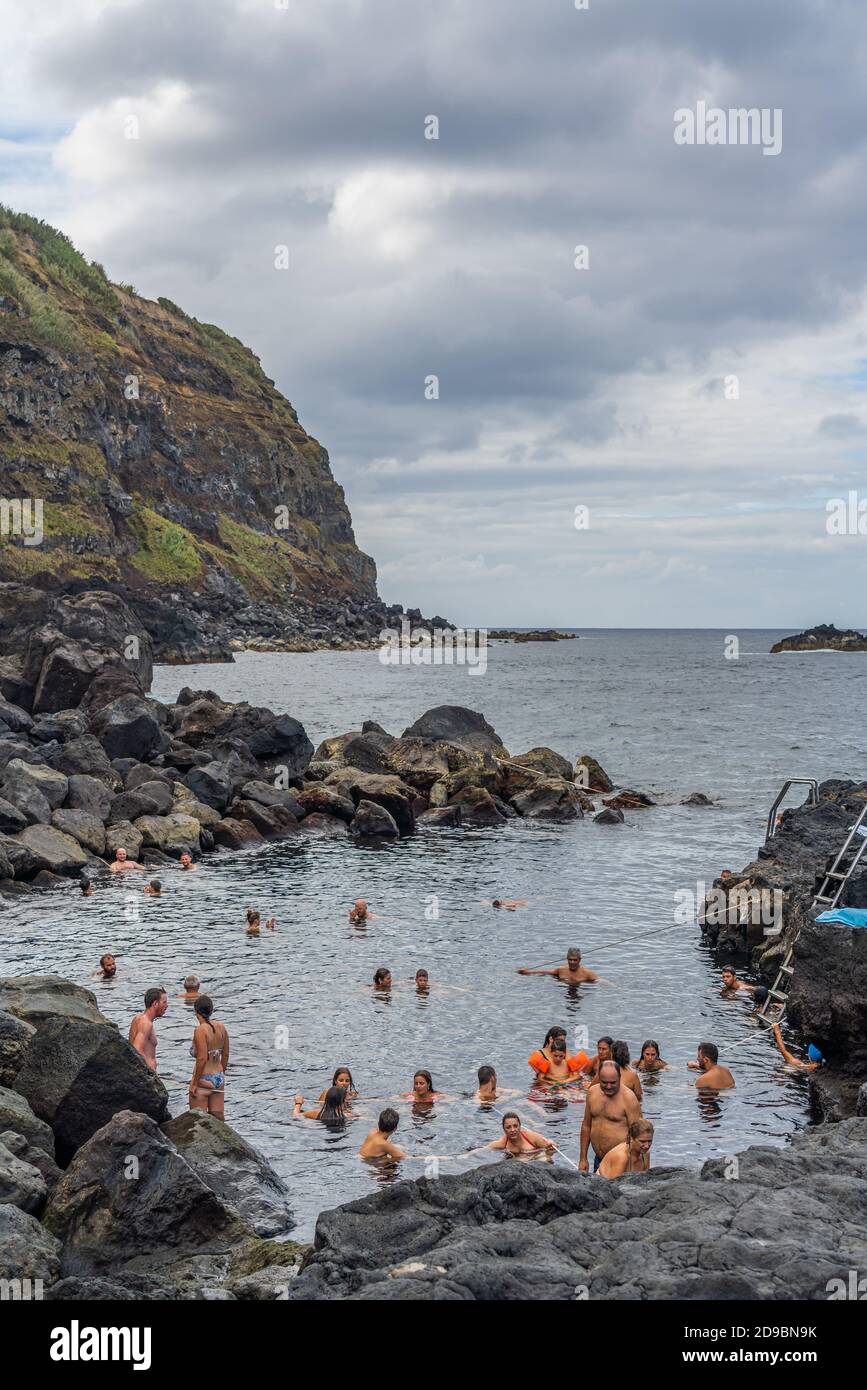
[406,1069,440,1103]
[634,1039,668,1073]
[517,948,599,984]
[488,1112,554,1156]
[93,953,117,980]
[414,969,430,994]
[583,1036,615,1084]
[143,879,161,896]
[318,1066,358,1103]
[537,1036,584,1086]
[79,876,94,897]
[579,1060,641,1172]
[294,1086,347,1124]
[597,1119,654,1177]
[189,995,229,1121]
[608,1041,643,1101]
[177,975,201,1002]
[359,1108,405,1160]
[720,965,754,998]
[371,967,392,991]
[266,917,276,930]
[109,847,144,873]
[750,985,782,1020]
[245,909,261,937]
[128,988,168,1072]
[770,1022,824,1071]
[179,851,197,871]
[688,1041,735,1089]
[349,899,379,924]
[476,1065,499,1102]
[528,1026,591,1078]
[487,898,528,910]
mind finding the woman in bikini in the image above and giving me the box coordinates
[189,995,229,1121]
[317,1066,358,1103]
[635,1040,668,1073]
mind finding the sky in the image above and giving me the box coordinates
[1,0,866,628]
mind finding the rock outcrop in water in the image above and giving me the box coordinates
[771,624,867,654]
[0,209,445,659]
[287,1119,867,1301]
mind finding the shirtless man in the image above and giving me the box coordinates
[517,948,598,984]
[720,965,753,998]
[178,975,201,1002]
[179,852,197,871]
[688,1041,735,1089]
[771,1022,824,1071]
[580,1060,641,1171]
[359,1108,405,1160]
[109,847,144,873]
[93,953,116,980]
[349,899,378,924]
[488,1112,554,1156]
[489,898,528,910]
[128,988,168,1072]
[476,1065,499,1102]
[598,1119,654,1177]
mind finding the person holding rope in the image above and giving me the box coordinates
[517,947,600,985]
[488,1112,555,1157]
[597,1119,654,1177]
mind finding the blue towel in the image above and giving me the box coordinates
[816,908,867,928]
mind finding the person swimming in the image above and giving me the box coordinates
[688,1041,735,1089]
[349,899,379,924]
[245,908,261,937]
[143,879,161,896]
[318,1066,358,1102]
[372,967,392,991]
[80,876,94,897]
[528,1026,591,1078]
[179,851,197,871]
[489,898,529,910]
[634,1039,668,1072]
[597,1119,654,1177]
[608,1041,643,1100]
[406,1069,440,1103]
[178,975,201,1002]
[487,1112,554,1157]
[93,953,116,979]
[517,948,599,984]
[415,969,430,993]
[536,1036,585,1086]
[359,1108,405,1160]
[294,1085,348,1125]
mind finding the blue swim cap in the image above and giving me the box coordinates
[807,1043,823,1064]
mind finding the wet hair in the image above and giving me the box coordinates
[640,1039,663,1061]
[597,1035,614,1050]
[415,968,429,980]
[492,899,502,908]
[629,1119,654,1139]
[598,1059,621,1081]
[566,947,581,960]
[245,908,261,926]
[195,994,214,1022]
[318,1086,347,1127]
[150,880,161,891]
[502,1112,521,1129]
[183,975,201,991]
[543,1026,567,1048]
[551,1037,568,1055]
[99,954,114,970]
[379,1107,399,1134]
[698,1041,719,1064]
[722,964,736,976]
[332,1065,354,1091]
[477,1065,496,1085]
[752,986,769,1006]
[144,987,165,1009]
[180,849,192,859]
[373,967,391,986]
[413,1069,434,1093]
[80,877,92,894]
[611,1041,631,1069]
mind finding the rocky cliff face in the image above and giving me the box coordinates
[0,209,413,659]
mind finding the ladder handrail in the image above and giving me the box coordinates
[765,779,819,842]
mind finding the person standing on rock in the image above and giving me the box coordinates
[597,1119,654,1177]
[128,987,168,1071]
[110,847,144,873]
[579,1060,641,1171]
[189,994,229,1120]
[688,1042,735,1089]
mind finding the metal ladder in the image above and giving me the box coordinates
[757,796,867,1024]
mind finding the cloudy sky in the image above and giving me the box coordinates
[2,0,866,627]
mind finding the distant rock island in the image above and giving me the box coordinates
[771,623,867,654]
[488,629,577,643]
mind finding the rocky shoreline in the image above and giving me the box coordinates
[771,623,867,653]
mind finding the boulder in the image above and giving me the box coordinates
[184,762,232,811]
[0,832,43,880]
[171,795,222,829]
[0,1084,56,1159]
[230,801,299,839]
[384,738,451,791]
[327,770,416,837]
[104,821,143,861]
[682,792,713,806]
[297,813,349,837]
[107,789,161,824]
[162,1111,295,1238]
[0,1133,48,1213]
[313,731,361,763]
[90,695,162,762]
[47,733,121,787]
[246,716,314,775]
[418,804,463,828]
[211,818,265,851]
[574,755,614,794]
[787,918,867,1069]
[31,642,105,714]
[511,747,574,781]
[0,797,27,835]
[50,809,106,857]
[0,737,41,771]
[602,789,656,810]
[0,1012,36,1088]
[125,764,173,792]
[0,766,53,825]
[32,870,70,890]
[510,778,585,821]
[350,800,400,839]
[29,710,87,744]
[594,807,625,825]
[0,700,33,735]
[295,784,356,824]
[43,1111,246,1278]
[133,780,174,814]
[239,780,305,817]
[133,813,202,854]
[402,706,508,757]
[15,825,88,875]
[65,773,113,820]
[340,735,391,775]
[0,1203,61,1285]
[448,787,506,826]
[0,1125,60,1189]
